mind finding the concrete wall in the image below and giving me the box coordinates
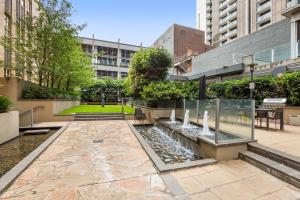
[189,19,291,76]
[0,111,19,145]
[53,101,80,115]
[285,107,300,126]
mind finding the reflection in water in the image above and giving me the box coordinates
[0,130,57,177]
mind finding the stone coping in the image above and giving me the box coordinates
[249,143,300,167]
[136,105,174,110]
[127,122,217,173]
[0,124,69,195]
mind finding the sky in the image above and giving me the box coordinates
[69,0,196,46]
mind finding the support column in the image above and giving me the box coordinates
[291,21,297,59]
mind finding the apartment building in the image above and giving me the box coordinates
[197,0,287,47]
[0,0,38,80]
[79,37,143,79]
[152,24,213,75]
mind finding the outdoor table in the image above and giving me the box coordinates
[255,108,284,131]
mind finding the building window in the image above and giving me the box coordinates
[97,70,118,79]
[121,72,128,78]
[82,44,93,54]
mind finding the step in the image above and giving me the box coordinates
[75,113,123,116]
[74,117,124,121]
[248,143,300,171]
[240,151,300,188]
[75,115,123,118]
[23,129,50,135]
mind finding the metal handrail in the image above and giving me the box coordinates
[19,106,44,128]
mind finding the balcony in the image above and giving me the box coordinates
[221,33,228,41]
[227,2,237,12]
[207,13,212,19]
[219,1,227,10]
[228,28,238,37]
[282,0,300,17]
[219,17,228,25]
[257,1,271,13]
[228,20,237,29]
[220,8,228,18]
[257,12,272,23]
[207,20,212,26]
[220,25,227,33]
[207,34,212,40]
[207,6,212,12]
[228,11,237,20]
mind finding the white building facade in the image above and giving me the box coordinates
[79,37,143,79]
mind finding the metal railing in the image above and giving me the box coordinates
[19,106,44,128]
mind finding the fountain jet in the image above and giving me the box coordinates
[182,109,190,129]
[202,111,213,136]
[170,110,176,123]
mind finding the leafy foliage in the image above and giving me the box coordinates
[207,74,300,105]
[141,82,185,107]
[0,96,12,113]
[23,84,80,100]
[81,78,125,103]
[1,0,95,94]
[125,48,173,97]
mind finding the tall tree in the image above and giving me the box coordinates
[1,0,95,91]
[125,48,173,97]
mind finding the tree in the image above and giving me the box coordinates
[125,48,173,97]
[1,0,94,92]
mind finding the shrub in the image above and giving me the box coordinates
[23,84,80,100]
[278,71,300,106]
[0,96,12,113]
[141,82,184,107]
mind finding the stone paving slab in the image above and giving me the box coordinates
[0,121,173,200]
[1,121,300,200]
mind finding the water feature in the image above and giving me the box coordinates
[0,129,58,178]
[170,110,176,124]
[202,111,213,137]
[135,125,200,164]
[162,119,239,142]
[182,109,190,129]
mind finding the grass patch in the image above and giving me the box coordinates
[59,105,135,115]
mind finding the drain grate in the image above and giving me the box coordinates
[93,139,103,144]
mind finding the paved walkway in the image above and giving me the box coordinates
[0,121,300,200]
[256,123,300,158]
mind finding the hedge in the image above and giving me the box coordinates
[23,85,80,100]
[207,71,300,106]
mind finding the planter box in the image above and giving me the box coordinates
[0,111,19,145]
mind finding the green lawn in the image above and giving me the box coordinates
[59,105,135,115]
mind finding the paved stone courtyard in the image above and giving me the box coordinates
[0,121,300,200]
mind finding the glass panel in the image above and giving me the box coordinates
[185,100,198,124]
[198,99,217,133]
[218,99,252,142]
[274,43,290,62]
[175,100,184,120]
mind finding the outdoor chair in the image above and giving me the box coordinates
[268,108,283,129]
[134,108,146,120]
[255,107,268,127]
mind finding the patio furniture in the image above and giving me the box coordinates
[134,108,146,120]
[256,98,287,131]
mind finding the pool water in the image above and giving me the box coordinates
[135,125,200,164]
[0,130,57,178]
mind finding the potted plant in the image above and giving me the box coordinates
[0,96,12,113]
